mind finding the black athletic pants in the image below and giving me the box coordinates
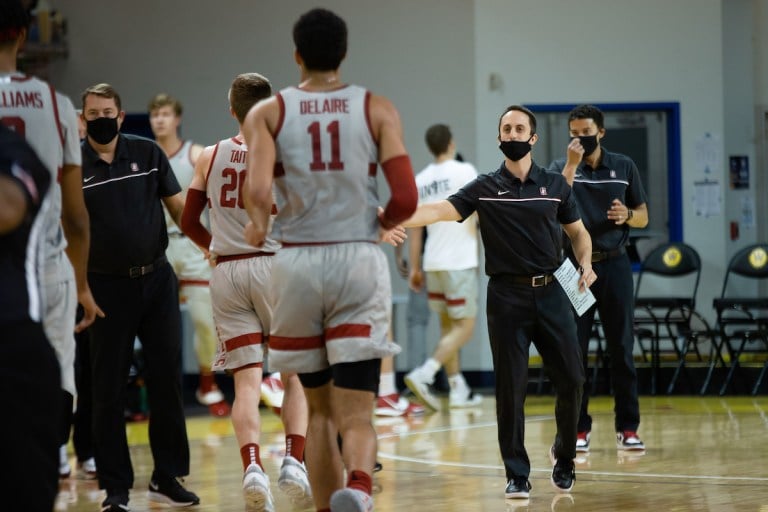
[575,254,640,433]
[88,262,190,491]
[487,276,584,481]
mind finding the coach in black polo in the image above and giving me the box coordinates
[403,105,594,500]
[549,104,649,453]
[80,83,199,512]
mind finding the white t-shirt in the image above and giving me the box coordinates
[415,159,478,271]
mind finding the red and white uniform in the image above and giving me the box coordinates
[268,85,399,373]
[0,72,80,395]
[205,136,279,370]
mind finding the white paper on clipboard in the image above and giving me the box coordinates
[554,258,596,316]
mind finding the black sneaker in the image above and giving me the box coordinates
[101,489,130,512]
[505,477,531,499]
[551,460,575,493]
[148,473,200,507]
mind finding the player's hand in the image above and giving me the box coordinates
[409,268,424,292]
[396,256,409,279]
[205,250,217,267]
[379,224,406,246]
[75,287,105,332]
[244,221,266,248]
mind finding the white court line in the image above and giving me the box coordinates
[376,415,768,484]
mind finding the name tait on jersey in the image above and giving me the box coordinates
[230,149,247,164]
[299,98,349,115]
[0,89,44,109]
[419,179,451,200]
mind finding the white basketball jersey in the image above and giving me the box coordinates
[416,159,479,271]
[205,137,279,256]
[273,85,379,243]
[165,140,196,234]
[0,72,81,272]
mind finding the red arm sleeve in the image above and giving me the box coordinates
[380,154,418,228]
[180,188,212,249]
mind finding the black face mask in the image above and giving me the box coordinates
[499,137,533,162]
[578,134,599,157]
[86,116,119,145]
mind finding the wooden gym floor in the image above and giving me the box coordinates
[56,395,768,511]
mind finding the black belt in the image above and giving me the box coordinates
[128,255,167,278]
[591,246,626,263]
[498,274,556,288]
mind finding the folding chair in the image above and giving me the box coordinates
[633,242,702,394]
[712,243,768,395]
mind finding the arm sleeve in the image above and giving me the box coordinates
[181,188,212,249]
[380,154,418,228]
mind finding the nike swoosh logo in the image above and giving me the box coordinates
[83,176,95,183]
[497,190,510,196]
[149,481,159,491]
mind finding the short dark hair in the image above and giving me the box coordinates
[0,0,30,45]
[81,83,122,111]
[568,104,604,130]
[424,124,452,157]
[497,105,537,135]
[293,8,347,71]
[229,73,272,124]
[148,93,182,116]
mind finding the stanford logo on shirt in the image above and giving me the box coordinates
[131,163,139,172]
[610,170,616,178]
[539,187,547,196]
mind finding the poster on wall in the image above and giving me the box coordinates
[729,155,749,189]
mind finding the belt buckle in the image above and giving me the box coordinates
[531,274,546,287]
[129,266,141,278]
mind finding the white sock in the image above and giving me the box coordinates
[423,358,441,379]
[379,371,397,397]
[449,373,468,392]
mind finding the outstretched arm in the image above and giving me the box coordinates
[403,200,462,228]
[563,219,596,292]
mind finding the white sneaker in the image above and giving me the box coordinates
[243,463,275,512]
[330,488,373,512]
[77,457,98,480]
[404,367,440,411]
[449,388,483,408]
[278,456,313,508]
[195,388,225,405]
[59,444,71,479]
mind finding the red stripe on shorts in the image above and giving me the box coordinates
[270,335,325,351]
[325,324,371,340]
[225,333,264,352]
[427,293,465,306]
[428,292,445,301]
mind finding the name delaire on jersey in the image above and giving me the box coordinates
[0,89,44,109]
[230,149,246,164]
[299,98,349,115]
[419,178,451,200]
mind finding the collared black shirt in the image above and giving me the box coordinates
[549,148,647,251]
[81,133,180,273]
[449,161,580,276]
[0,125,51,325]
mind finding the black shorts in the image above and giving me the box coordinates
[299,359,381,393]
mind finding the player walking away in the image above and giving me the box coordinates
[181,72,311,511]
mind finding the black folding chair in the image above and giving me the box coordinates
[712,243,768,396]
[633,242,704,394]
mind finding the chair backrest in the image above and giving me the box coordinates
[720,243,768,298]
[635,242,702,305]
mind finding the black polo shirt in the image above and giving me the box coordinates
[81,133,181,273]
[0,125,51,325]
[549,148,647,251]
[449,161,580,276]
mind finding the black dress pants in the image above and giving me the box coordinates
[88,262,190,491]
[487,277,584,480]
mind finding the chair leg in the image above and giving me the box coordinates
[667,336,689,394]
[701,332,725,395]
[720,338,747,396]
